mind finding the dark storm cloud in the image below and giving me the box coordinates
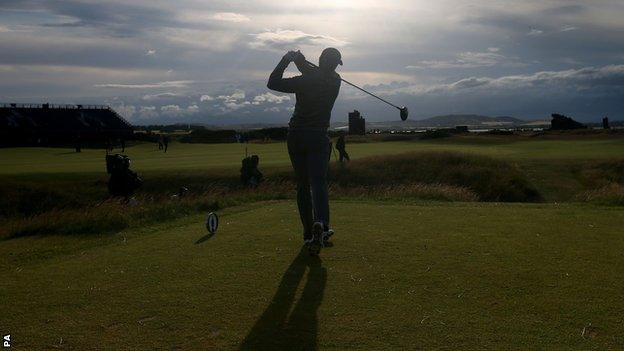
[541,4,587,16]
[0,0,232,37]
[1,0,172,36]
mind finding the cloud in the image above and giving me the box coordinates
[26,1,176,37]
[214,90,251,112]
[95,80,194,89]
[249,29,348,51]
[2,1,624,122]
[389,64,624,96]
[115,104,136,119]
[223,101,250,111]
[252,92,290,105]
[217,89,246,102]
[407,50,523,69]
[449,77,491,90]
[158,104,199,116]
[187,104,199,113]
[176,11,250,24]
[137,105,158,119]
[163,28,240,51]
[142,92,181,100]
[160,104,181,113]
[212,12,250,23]
[0,25,32,33]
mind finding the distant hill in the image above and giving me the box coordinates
[357,114,530,130]
[415,114,525,127]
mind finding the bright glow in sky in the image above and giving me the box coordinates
[1,0,623,123]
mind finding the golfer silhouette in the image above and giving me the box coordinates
[267,48,342,255]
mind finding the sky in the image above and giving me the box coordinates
[1,0,623,124]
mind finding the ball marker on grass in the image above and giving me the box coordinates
[206,212,219,234]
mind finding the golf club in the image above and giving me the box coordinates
[305,60,409,121]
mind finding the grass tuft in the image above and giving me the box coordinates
[577,183,624,206]
[331,183,478,202]
[4,203,128,238]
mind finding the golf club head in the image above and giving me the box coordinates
[400,107,409,121]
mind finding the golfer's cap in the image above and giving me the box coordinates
[322,47,343,66]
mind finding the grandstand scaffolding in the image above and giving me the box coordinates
[0,103,134,147]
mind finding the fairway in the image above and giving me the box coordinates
[1,137,623,175]
[2,201,623,350]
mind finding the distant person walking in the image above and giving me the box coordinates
[75,134,81,153]
[158,135,164,150]
[267,47,342,255]
[335,134,350,163]
[163,135,169,153]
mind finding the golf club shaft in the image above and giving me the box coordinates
[305,60,402,110]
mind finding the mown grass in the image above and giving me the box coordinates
[2,201,623,350]
[1,135,623,174]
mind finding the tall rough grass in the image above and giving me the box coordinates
[573,160,624,188]
[1,151,541,238]
[329,152,541,202]
[577,183,624,206]
[330,184,477,202]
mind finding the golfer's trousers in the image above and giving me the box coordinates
[287,130,331,238]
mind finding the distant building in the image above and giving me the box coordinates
[550,113,586,130]
[348,110,366,135]
[603,116,610,129]
[0,103,134,147]
[455,125,469,133]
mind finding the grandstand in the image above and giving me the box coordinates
[0,103,134,147]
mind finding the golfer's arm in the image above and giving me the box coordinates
[267,58,301,93]
[294,59,314,76]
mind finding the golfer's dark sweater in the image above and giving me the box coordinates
[267,57,341,131]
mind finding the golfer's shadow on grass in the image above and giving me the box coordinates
[239,247,327,351]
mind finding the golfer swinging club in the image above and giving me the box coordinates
[267,48,342,255]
